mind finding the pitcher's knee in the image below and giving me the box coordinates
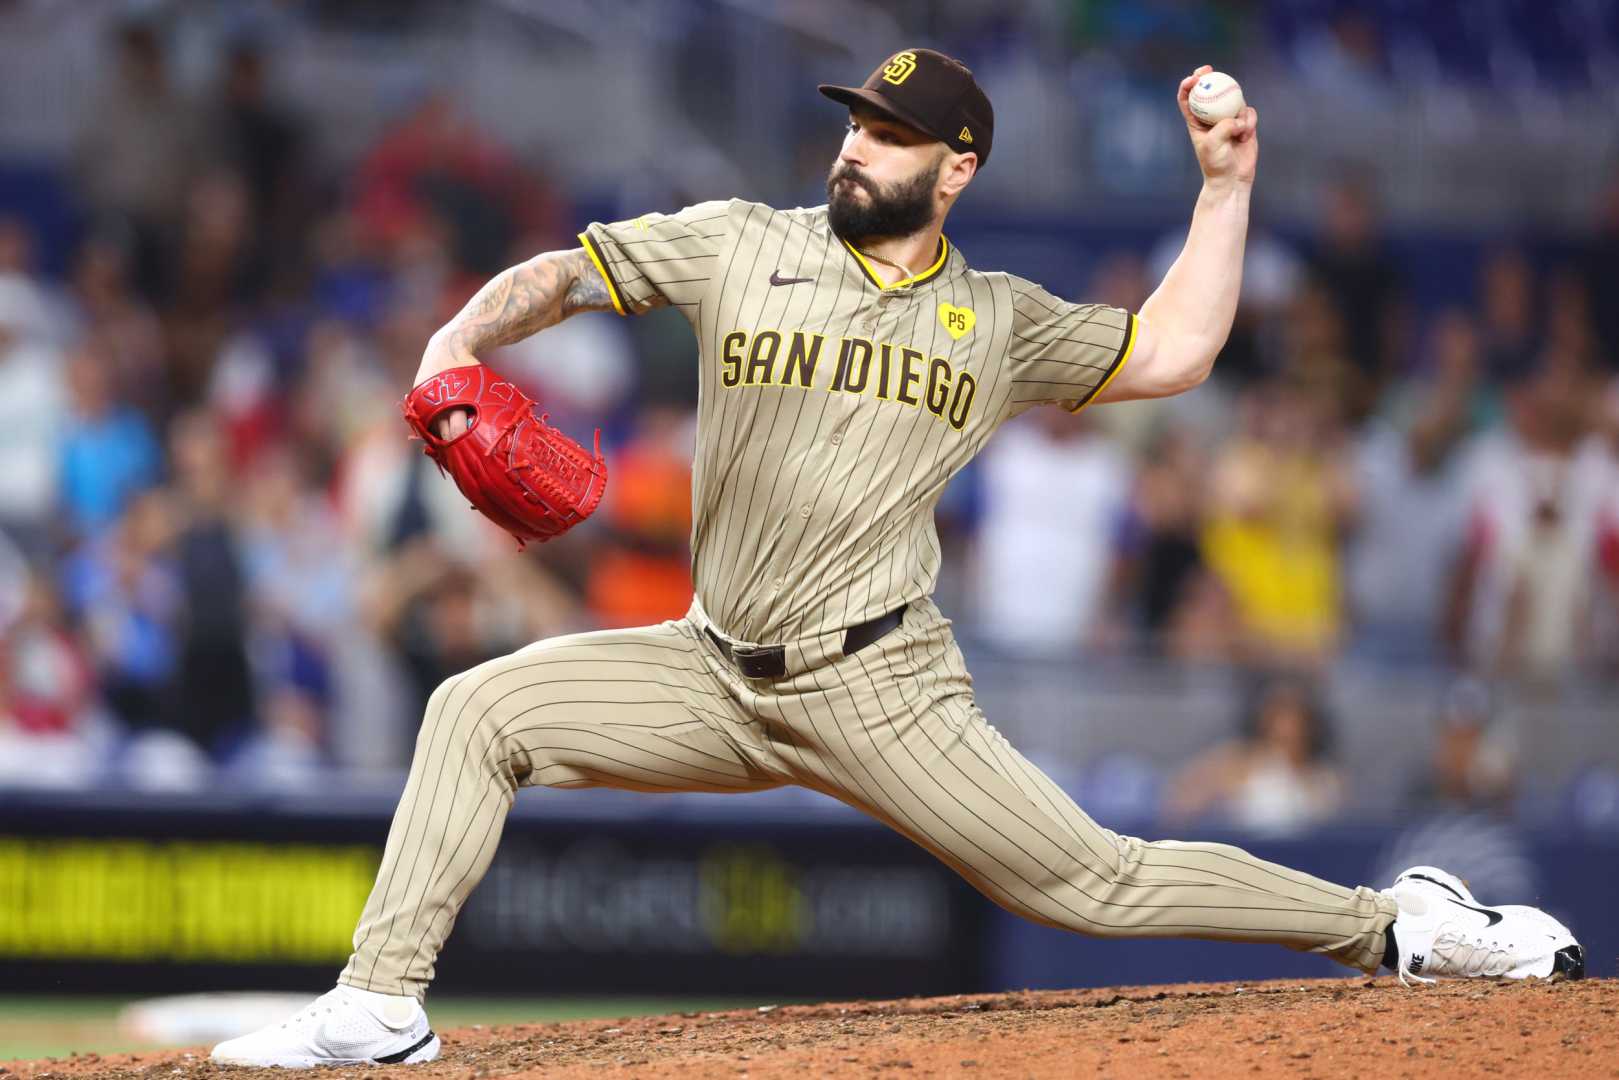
[421,674,464,728]
[410,674,469,755]
[415,658,528,751]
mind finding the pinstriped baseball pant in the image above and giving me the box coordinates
[339,598,1396,999]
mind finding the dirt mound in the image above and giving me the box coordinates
[13,978,1616,1079]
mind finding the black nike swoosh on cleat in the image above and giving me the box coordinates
[1450,900,1504,926]
[374,1030,435,1065]
[1403,873,1504,926]
[769,271,815,286]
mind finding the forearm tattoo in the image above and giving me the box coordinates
[444,248,618,356]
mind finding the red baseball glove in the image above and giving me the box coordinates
[401,365,608,548]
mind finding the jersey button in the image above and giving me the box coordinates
[830,433,842,446]
[772,577,783,590]
[799,505,812,518]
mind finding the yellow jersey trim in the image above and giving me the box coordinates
[1070,312,1137,414]
[841,235,950,291]
[577,230,627,317]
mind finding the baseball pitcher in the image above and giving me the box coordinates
[213,51,1583,1069]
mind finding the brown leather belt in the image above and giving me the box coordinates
[704,605,907,680]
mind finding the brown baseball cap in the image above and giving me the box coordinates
[819,48,994,167]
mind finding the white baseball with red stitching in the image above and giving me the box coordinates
[1188,71,1244,125]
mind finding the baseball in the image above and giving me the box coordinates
[1188,71,1244,125]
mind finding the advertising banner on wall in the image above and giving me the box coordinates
[0,796,987,998]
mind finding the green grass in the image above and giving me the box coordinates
[0,996,766,1062]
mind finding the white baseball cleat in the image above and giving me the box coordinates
[1384,865,1585,987]
[210,984,439,1068]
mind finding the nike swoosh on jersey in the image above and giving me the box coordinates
[769,271,815,286]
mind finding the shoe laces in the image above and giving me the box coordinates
[282,990,342,1030]
[1398,964,1435,988]
[1432,929,1513,978]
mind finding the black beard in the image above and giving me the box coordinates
[825,158,940,243]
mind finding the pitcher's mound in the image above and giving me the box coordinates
[26,977,1617,1079]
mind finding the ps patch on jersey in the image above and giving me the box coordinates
[938,302,975,339]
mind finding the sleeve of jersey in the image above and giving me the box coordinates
[1006,282,1137,414]
[578,200,734,317]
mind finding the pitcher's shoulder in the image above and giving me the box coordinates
[700,198,811,232]
[962,266,1028,290]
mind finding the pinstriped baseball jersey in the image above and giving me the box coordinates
[580,200,1136,643]
[335,207,1402,1008]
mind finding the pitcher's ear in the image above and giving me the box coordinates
[940,150,978,198]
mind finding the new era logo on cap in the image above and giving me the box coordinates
[818,48,995,166]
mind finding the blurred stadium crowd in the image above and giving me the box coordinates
[0,4,1616,835]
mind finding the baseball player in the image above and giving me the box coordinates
[213,50,1583,1068]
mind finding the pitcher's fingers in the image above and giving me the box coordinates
[1177,82,1199,124]
[436,408,469,440]
[1225,106,1256,141]
[1177,66,1209,99]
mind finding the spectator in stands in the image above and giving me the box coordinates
[58,335,163,536]
[1282,279,1362,422]
[1478,248,1538,384]
[1447,361,1609,680]
[74,19,201,299]
[59,489,179,733]
[366,553,519,726]
[1306,174,1407,414]
[0,565,104,790]
[1346,311,1487,664]
[0,541,95,738]
[0,273,67,557]
[166,411,256,752]
[1444,359,1606,680]
[65,230,168,422]
[1201,380,1352,665]
[971,406,1133,656]
[1545,265,1598,376]
[1118,424,1226,658]
[242,445,356,649]
[0,219,76,345]
[164,171,258,407]
[1406,677,1517,816]
[1162,674,1346,835]
[206,38,310,296]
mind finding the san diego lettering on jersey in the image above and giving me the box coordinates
[718,327,977,430]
